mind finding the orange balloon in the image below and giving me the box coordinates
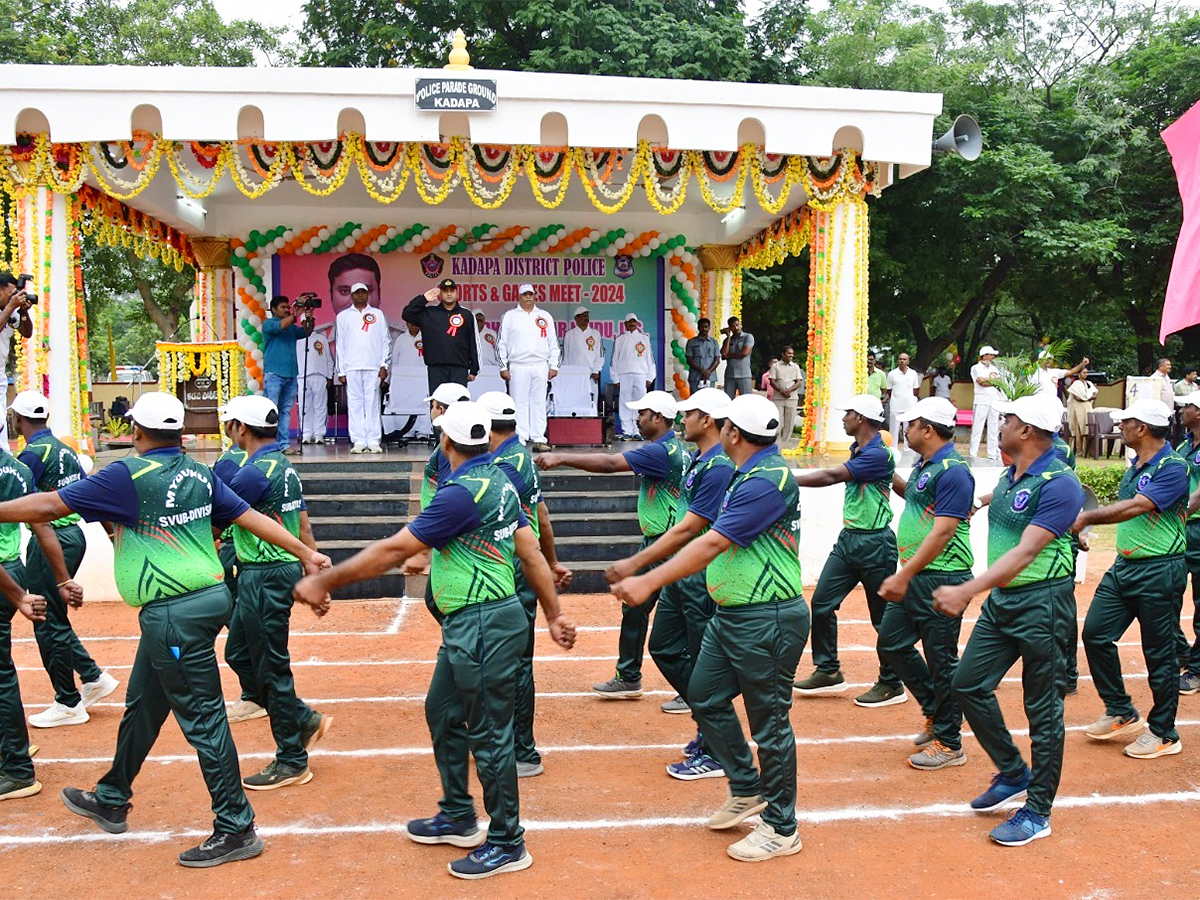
[880,430,894,447]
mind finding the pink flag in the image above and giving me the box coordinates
[1161,99,1200,341]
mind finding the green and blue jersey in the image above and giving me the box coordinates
[20,428,83,528]
[227,443,306,564]
[896,442,974,572]
[842,432,895,530]
[1116,444,1188,559]
[623,431,688,537]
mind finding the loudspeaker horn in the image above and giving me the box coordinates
[932,114,982,161]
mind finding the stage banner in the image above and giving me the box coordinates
[275,250,664,381]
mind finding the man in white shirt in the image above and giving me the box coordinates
[334,283,389,453]
[1033,348,1089,398]
[561,306,605,381]
[1151,358,1175,407]
[474,309,499,367]
[497,283,559,452]
[768,346,803,447]
[390,320,423,373]
[886,352,924,446]
[296,322,334,444]
[969,345,1001,461]
[611,313,657,439]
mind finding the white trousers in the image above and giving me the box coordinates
[970,401,999,460]
[509,362,549,443]
[300,375,329,441]
[618,373,647,436]
[345,369,381,447]
[889,406,914,449]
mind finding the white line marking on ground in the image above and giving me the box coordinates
[4,790,1200,847]
[30,719,1200,766]
[384,599,409,635]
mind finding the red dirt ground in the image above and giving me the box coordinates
[3,549,1200,900]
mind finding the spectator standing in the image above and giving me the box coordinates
[403,279,480,394]
[474,310,499,367]
[0,274,32,447]
[720,316,754,398]
[865,350,888,400]
[684,317,720,393]
[886,352,923,446]
[498,284,559,452]
[1151,358,1175,407]
[969,346,1002,462]
[611,314,657,439]
[260,295,314,456]
[769,347,803,447]
[932,368,952,400]
[561,307,605,381]
[1066,369,1098,455]
[335,283,389,454]
[1174,366,1198,401]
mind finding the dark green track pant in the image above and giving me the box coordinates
[1083,555,1186,742]
[1175,521,1200,675]
[809,528,901,687]
[513,569,540,765]
[95,585,255,835]
[649,569,716,701]
[236,561,315,769]
[425,596,526,849]
[0,559,34,782]
[688,598,808,836]
[954,579,1071,817]
[218,541,259,705]
[27,524,99,707]
[616,535,662,682]
[879,570,971,750]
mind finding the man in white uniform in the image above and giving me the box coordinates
[474,310,499,367]
[969,345,1001,461]
[0,275,34,446]
[1034,350,1089,398]
[390,321,423,373]
[334,282,389,453]
[887,352,924,447]
[561,306,605,381]
[611,313,657,439]
[498,283,559,452]
[296,322,334,444]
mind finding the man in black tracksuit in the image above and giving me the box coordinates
[404,278,480,394]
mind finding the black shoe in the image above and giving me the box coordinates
[300,711,334,751]
[61,787,130,834]
[0,773,41,801]
[178,825,265,868]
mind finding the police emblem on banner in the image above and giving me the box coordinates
[1012,489,1032,512]
[614,255,634,279]
[421,253,445,279]
[916,472,932,491]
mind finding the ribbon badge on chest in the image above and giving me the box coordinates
[635,341,646,357]
[314,340,324,356]
[447,313,464,337]
[416,340,424,357]
[586,336,596,351]
[535,316,548,338]
[361,312,376,332]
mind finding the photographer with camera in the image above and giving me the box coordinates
[0,274,35,447]
[261,294,316,456]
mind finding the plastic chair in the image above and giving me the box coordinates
[1088,410,1122,459]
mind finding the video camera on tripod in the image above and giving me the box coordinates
[293,291,323,310]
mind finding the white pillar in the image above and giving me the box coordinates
[47,191,73,436]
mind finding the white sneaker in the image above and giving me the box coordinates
[80,672,120,709]
[350,444,366,454]
[29,702,89,728]
[227,698,268,723]
[727,822,803,862]
[366,444,383,454]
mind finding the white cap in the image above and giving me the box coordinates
[898,397,958,428]
[127,391,185,431]
[350,282,369,294]
[1180,394,1200,409]
[423,383,472,405]
[432,401,491,446]
[836,394,885,423]
[473,308,486,318]
[624,312,641,323]
[477,390,517,420]
[518,283,535,295]
[573,306,589,317]
[625,390,677,418]
[726,394,780,439]
[1111,398,1173,428]
[677,387,731,417]
[996,395,1064,433]
[9,390,49,418]
[219,395,279,428]
[979,345,1000,357]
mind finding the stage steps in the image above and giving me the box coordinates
[296,456,645,598]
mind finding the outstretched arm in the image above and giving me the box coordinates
[536,451,632,474]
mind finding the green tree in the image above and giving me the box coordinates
[299,0,754,79]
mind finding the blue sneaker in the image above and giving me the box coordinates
[989,807,1051,846]
[682,733,703,758]
[448,841,534,879]
[406,812,485,848]
[970,768,1031,812]
[666,753,726,781]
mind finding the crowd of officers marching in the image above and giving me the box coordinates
[0,380,1197,878]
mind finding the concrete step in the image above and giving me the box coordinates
[306,495,416,516]
[549,513,644,537]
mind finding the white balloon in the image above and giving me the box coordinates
[579,238,592,249]
[504,241,515,251]
[402,241,414,252]
[648,238,660,249]
[589,230,601,241]
[606,246,618,257]
[439,241,450,251]
[681,251,694,263]
[521,227,532,238]
[547,234,560,246]
[318,227,330,239]
[614,237,627,249]
[234,245,247,257]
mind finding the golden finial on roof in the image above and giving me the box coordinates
[444,28,473,71]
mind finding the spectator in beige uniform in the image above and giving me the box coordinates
[1066,368,1098,454]
[769,346,803,447]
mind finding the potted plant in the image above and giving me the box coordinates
[100,415,133,450]
[991,339,1075,463]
